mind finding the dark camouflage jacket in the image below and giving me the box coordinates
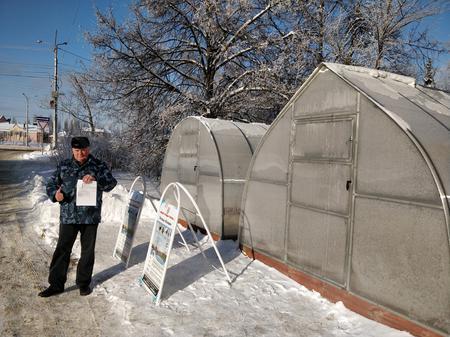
[46,154,117,225]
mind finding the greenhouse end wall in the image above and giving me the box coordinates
[239,64,450,336]
[161,117,267,239]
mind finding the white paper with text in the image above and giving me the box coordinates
[76,180,97,206]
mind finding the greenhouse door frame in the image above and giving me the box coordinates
[286,112,358,288]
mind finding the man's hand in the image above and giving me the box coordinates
[55,187,64,202]
[82,175,96,184]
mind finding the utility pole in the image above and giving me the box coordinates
[51,30,67,149]
[22,93,29,147]
[52,32,58,149]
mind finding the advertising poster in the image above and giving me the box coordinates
[114,191,144,266]
[141,200,179,302]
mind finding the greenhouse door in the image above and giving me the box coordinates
[177,126,199,222]
[287,116,355,286]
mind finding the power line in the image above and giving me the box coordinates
[59,62,84,70]
[19,70,52,75]
[0,73,49,79]
[0,60,53,68]
[0,45,48,52]
[59,48,91,62]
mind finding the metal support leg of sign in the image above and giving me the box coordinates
[175,182,232,283]
[179,207,207,258]
[140,182,232,305]
[175,224,190,252]
[171,187,190,252]
[113,176,146,268]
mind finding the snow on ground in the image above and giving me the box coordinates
[21,148,52,160]
[26,154,412,337]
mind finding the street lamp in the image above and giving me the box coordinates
[37,30,67,149]
[22,93,29,147]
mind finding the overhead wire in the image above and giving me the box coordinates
[0,60,53,68]
[0,73,49,79]
[59,48,91,62]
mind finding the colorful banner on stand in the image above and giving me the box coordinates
[141,199,179,303]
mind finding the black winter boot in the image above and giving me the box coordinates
[38,286,64,297]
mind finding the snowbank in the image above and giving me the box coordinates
[21,149,52,160]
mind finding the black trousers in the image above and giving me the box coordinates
[48,223,98,290]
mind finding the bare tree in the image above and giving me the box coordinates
[361,0,445,73]
[85,0,298,175]
[326,0,372,65]
[59,73,96,133]
[83,0,448,176]
[87,0,291,121]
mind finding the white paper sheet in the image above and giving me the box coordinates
[76,180,97,206]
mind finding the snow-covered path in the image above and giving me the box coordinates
[0,150,412,337]
[0,150,106,336]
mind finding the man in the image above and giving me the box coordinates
[39,136,117,297]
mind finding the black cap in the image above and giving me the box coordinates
[71,136,90,149]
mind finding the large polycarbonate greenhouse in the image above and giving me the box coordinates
[161,116,268,239]
[239,63,450,336]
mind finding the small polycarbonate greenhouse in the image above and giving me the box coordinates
[161,116,268,239]
[239,63,450,335]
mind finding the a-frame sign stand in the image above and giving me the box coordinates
[113,176,146,267]
[140,182,232,304]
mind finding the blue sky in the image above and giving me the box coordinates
[0,1,449,124]
[0,0,129,124]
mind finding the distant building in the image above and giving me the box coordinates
[0,115,11,123]
[0,122,49,145]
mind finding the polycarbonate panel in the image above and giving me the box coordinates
[177,119,199,186]
[197,124,221,175]
[287,206,347,285]
[240,180,287,259]
[161,127,182,190]
[233,121,269,153]
[179,133,198,155]
[251,112,291,183]
[223,182,245,237]
[294,69,357,116]
[418,85,450,111]
[161,168,177,191]
[196,174,222,235]
[178,182,197,224]
[294,119,353,160]
[208,119,252,179]
[328,64,450,204]
[181,117,200,134]
[357,97,441,205]
[178,156,197,185]
[162,135,180,171]
[351,197,450,333]
[291,162,351,215]
[389,81,450,127]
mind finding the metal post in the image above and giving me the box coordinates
[37,31,67,150]
[51,30,67,150]
[52,31,58,149]
[21,93,29,147]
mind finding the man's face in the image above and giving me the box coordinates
[72,147,90,164]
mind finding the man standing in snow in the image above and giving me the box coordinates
[39,136,117,297]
